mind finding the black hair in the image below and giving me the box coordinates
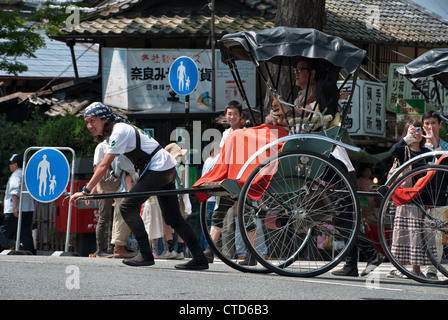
[422,110,442,123]
[315,60,339,117]
[225,100,243,114]
[95,119,115,143]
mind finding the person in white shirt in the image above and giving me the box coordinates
[88,140,138,259]
[204,101,249,263]
[70,102,208,270]
[0,154,35,254]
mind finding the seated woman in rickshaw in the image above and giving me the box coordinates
[266,57,354,174]
[265,57,343,131]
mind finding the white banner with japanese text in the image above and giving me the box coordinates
[102,48,256,112]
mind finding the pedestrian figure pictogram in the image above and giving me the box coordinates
[169,56,199,96]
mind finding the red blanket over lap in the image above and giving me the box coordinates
[193,124,289,201]
[391,155,448,206]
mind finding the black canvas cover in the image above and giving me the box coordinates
[396,48,448,87]
[217,27,366,73]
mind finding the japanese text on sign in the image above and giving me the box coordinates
[102,48,255,111]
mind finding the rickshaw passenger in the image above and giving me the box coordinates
[265,58,340,128]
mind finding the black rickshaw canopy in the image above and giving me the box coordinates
[218,26,366,74]
[397,48,448,89]
[217,27,367,127]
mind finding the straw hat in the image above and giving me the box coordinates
[165,143,187,158]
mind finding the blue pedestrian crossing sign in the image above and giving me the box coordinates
[169,56,199,96]
[25,148,70,203]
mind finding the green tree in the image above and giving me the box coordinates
[0,109,45,187]
[36,114,96,157]
[0,9,45,75]
[0,1,86,75]
[0,111,96,188]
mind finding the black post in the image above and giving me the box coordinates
[185,94,190,131]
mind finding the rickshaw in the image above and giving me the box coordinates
[195,27,366,277]
[78,27,366,277]
[376,48,448,284]
[198,29,448,284]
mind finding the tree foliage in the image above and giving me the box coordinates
[36,113,96,157]
[0,110,95,188]
[0,9,45,75]
[0,1,86,75]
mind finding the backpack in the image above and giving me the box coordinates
[98,166,121,193]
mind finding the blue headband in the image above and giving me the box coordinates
[84,102,129,123]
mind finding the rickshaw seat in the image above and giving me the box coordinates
[281,125,340,158]
[288,114,334,131]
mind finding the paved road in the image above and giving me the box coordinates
[1,253,447,304]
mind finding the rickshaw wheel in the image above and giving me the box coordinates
[199,200,271,273]
[378,164,448,284]
[237,150,360,277]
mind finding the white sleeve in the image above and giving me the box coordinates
[331,146,355,172]
[107,123,134,154]
[93,141,107,166]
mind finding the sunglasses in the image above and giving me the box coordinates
[294,67,309,74]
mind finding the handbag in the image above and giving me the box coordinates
[387,145,411,186]
[175,172,192,216]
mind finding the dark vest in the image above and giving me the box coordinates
[123,125,162,174]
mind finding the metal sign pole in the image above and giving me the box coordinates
[185,94,190,188]
[15,147,41,252]
[15,154,27,252]
[64,149,76,252]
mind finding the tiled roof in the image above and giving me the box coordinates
[67,14,273,37]
[325,0,448,45]
[57,0,448,46]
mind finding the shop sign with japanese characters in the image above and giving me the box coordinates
[386,63,448,113]
[101,48,255,111]
[338,80,386,137]
[396,99,425,124]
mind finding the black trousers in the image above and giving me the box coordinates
[325,155,381,269]
[119,167,203,259]
[0,211,35,254]
[333,168,380,269]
